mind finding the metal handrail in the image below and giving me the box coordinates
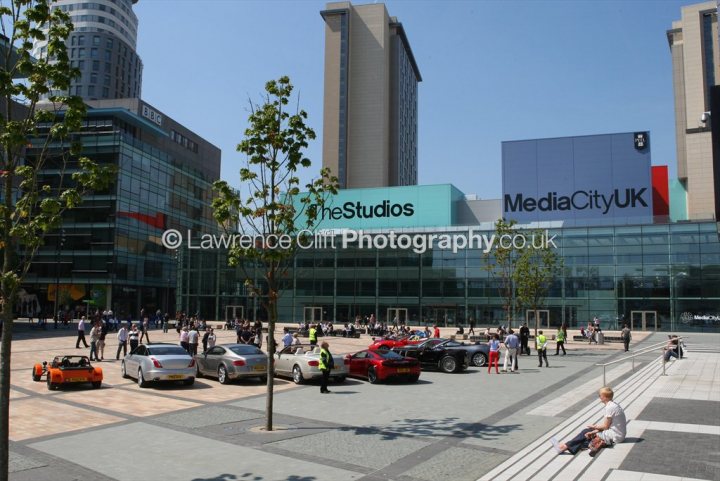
[594,336,685,386]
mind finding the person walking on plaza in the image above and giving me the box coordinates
[188,326,199,356]
[318,341,334,394]
[98,319,108,361]
[128,324,140,352]
[282,327,293,348]
[202,328,210,353]
[468,318,475,336]
[75,316,89,349]
[179,326,190,353]
[621,323,631,352]
[551,386,626,456]
[207,328,217,349]
[433,324,441,338]
[116,323,128,360]
[555,325,567,356]
[487,334,501,374]
[89,321,101,361]
[309,324,318,347]
[519,323,530,355]
[503,329,520,372]
[140,315,151,343]
[536,330,549,367]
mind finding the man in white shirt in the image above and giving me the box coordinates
[282,327,293,348]
[75,316,89,349]
[551,386,626,455]
[116,323,128,360]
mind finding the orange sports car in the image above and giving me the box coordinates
[32,355,103,390]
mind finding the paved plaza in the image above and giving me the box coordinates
[5,324,719,481]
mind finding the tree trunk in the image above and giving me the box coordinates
[0,304,14,481]
[265,291,277,432]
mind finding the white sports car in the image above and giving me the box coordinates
[274,344,349,384]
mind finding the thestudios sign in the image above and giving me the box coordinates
[502,132,653,224]
[298,184,461,229]
[319,200,415,220]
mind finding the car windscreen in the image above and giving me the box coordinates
[229,345,264,356]
[376,350,404,359]
[147,346,188,356]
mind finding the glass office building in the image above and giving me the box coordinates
[21,99,220,320]
[177,220,720,333]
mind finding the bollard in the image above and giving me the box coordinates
[632,354,635,372]
[662,346,666,376]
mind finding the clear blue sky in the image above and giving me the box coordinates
[135,0,694,199]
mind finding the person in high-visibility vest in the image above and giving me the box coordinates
[536,330,549,367]
[309,324,318,346]
[555,326,566,355]
[318,341,334,393]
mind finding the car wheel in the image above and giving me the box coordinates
[46,376,57,391]
[409,375,420,383]
[218,365,230,385]
[368,367,379,384]
[292,365,304,384]
[195,364,203,378]
[121,361,128,379]
[92,381,102,389]
[472,352,488,367]
[31,367,41,382]
[259,375,268,384]
[183,378,194,386]
[440,356,457,373]
[138,368,149,388]
[335,376,346,383]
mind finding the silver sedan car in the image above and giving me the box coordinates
[121,343,195,387]
[195,344,268,384]
[274,344,348,384]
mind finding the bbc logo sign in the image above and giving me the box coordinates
[142,105,163,126]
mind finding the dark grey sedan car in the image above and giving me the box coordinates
[194,344,268,384]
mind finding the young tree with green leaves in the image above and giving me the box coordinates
[0,2,115,479]
[514,230,561,338]
[212,76,337,431]
[484,218,520,328]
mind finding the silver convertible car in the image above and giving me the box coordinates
[121,343,195,387]
[274,344,349,384]
[194,344,268,384]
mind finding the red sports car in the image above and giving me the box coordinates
[367,334,426,350]
[346,349,421,383]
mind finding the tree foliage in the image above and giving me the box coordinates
[0,2,115,480]
[484,218,520,328]
[212,76,337,431]
[513,229,561,337]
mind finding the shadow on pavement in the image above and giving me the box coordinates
[192,474,318,481]
[340,416,522,441]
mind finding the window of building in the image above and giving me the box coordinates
[91,47,98,58]
[106,38,113,49]
[88,85,95,96]
[102,87,109,98]
[78,48,85,58]
[92,60,99,71]
[78,35,85,46]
